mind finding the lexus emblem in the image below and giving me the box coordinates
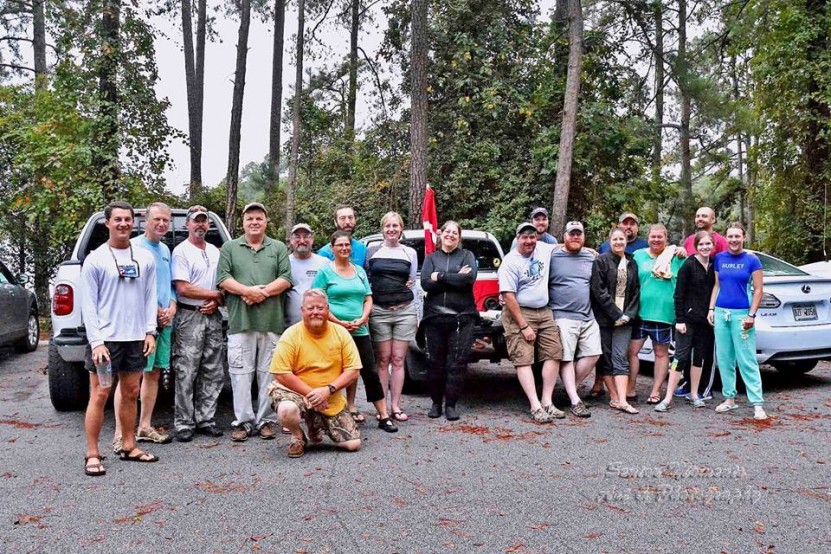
[802,284,811,294]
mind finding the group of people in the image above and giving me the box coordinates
[79,199,767,477]
[499,206,767,427]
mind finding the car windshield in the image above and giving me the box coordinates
[756,252,808,277]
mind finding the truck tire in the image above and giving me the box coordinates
[14,310,39,353]
[403,345,428,394]
[48,341,89,411]
[771,360,818,375]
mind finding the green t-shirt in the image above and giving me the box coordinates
[217,236,293,335]
[311,263,372,336]
[633,248,685,325]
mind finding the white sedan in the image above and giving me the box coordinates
[640,251,831,374]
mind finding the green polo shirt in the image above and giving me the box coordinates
[217,235,293,335]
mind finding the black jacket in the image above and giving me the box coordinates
[590,251,640,327]
[674,256,715,324]
[421,247,477,318]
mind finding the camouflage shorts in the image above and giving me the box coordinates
[268,384,361,443]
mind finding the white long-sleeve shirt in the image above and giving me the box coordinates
[80,242,157,349]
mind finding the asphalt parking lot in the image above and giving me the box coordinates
[1,344,829,553]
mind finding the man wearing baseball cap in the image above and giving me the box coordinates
[498,222,564,423]
[599,212,648,255]
[510,207,558,251]
[217,202,293,442]
[286,223,327,326]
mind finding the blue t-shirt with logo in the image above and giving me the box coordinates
[714,251,762,310]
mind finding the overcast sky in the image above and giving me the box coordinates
[154,1,557,197]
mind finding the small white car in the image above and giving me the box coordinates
[640,251,831,374]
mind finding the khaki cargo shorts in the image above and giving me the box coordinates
[502,306,563,367]
[268,383,360,443]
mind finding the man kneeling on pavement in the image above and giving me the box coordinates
[267,288,362,458]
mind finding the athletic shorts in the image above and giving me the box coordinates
[84,341,146,374]
[369,302,418,342]
[632,320,674,345]
[557,318,603,362]
[144,326,172,372]
[268,385,361,443]
[502,306,563,367]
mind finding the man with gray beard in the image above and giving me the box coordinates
[171,206,225,441]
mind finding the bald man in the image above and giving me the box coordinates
[683,207,727,256]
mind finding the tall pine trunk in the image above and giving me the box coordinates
[225,0,251,235]
[409,0,429,228]
[677,0,692,233]
[550,0,583,234]
[286,0,306,235]
[652,0,664,188]
[268,0,286,199]
[94,0,121,200]
[346,0,359,138]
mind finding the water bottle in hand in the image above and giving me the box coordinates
[95,359,113,389]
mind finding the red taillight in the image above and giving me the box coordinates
[53,284,74,316]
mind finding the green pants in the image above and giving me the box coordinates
[713,307,764,406]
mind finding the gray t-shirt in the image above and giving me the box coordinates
[497,243,555,309]
[286,253,328,326]
[548,248,596,321]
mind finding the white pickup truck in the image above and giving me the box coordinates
[48,208,231,411]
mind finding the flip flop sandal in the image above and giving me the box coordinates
[349,410,366,423]
[646,396,661,405]
[391,411,409,422]
[84,454,106,477]
[618,404,639,414]
[609,401,622,410]
[120,447,159,463]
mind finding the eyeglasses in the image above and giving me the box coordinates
[333,243,351,249]
[108,245,141,279]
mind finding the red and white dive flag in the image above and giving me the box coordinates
[422,184,438,255]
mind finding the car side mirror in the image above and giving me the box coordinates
[16,273,31,285]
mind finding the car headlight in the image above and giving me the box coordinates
[759,293,781,309]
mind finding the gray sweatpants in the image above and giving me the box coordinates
[173,309,225,431]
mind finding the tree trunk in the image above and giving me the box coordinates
[286,0,305,236]
[94,0,121,201]
[267,0,285,200]
[181,0,203,197]
[652,0,663,187]
[32,0,46,85]
[409,0,429,229]
[747,134,756,245]
[730,55,746,225]
[33,0,49,307]
[550,0,583,234]
[677,0,692,233]
[225,0,252,235]
[346,0,359,138]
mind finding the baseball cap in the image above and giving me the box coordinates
[565,221,584,233]
[291,223,313,235]
[530,207,549,219]
[516,222,537,235]
[619,212,639,224]
[187,205,209,220]
[242,202,267,216]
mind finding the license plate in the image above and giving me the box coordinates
[792,304,817,321]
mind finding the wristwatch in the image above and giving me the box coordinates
[327,384,337,395]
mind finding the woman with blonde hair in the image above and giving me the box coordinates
[365,212,418,422]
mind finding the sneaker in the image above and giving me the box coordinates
[530,407,554,423]
[378,417,398,433]
[754,406,768,420]
[230,424,251,442]
[715,401,740,413]
[428,403,442,419]
[691,398,706,409]
[175,428,194,442]
[674,386,691,399]
[287,437,305,458]
[258,422,277,440]
[112,435,123,454]
[445,405,459,421]
[570,402,591,418]
[136,427,172,444]
[195,424,223,437]
[654,400,671,412]
[542,404,566,419]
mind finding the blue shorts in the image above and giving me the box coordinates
[632,320,673,345]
